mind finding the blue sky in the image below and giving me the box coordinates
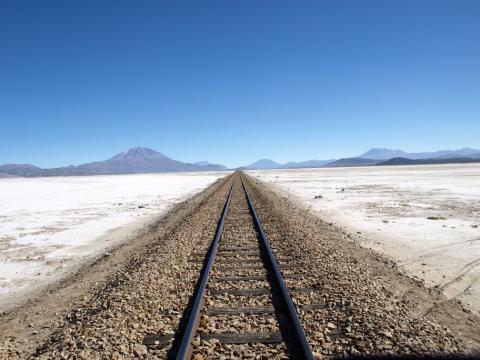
[1,1,479,168]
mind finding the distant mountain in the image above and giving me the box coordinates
[240,147,480,170]
[325,158,379,167]
[358,148,408,160]
[283,159,333,168]
[378,157,480,166]
[73,147,197,174]
[359,147,480,160]
[0,147,227,177]
[425,148,480,159]
[4,146,479,177]
[194,161,227,170]
[0,164,43,177]
[245,159,283,170]
[243,159,334,170]
[377,157,417,166]
[194,161,211,166]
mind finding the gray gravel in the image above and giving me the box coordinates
[191,179,289,359]
[2,172,478,359]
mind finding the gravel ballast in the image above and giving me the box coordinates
[0,175,232,358]
[0,172,479,359]
[245,174,480,357]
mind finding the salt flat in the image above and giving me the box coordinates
[0,172,227,311]
[250,164,480,314]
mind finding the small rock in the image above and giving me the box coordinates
[118,344,128,354]
[382,330,393,339]
[133,344,147,358]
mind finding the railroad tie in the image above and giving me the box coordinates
[200,331,283,344]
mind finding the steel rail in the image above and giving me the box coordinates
[241,175,314,360]
[176,182,234,360]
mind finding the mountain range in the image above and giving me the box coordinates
[1,147,479,177]
[243,147,480,169]
[358,147,480,160]
[244,158,334,170]
[0,147,226,177]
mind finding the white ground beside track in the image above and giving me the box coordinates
[0,172,228,311]
[250,164,480,314]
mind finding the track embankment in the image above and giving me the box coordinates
[0,175,232,358]
[244,174,480,354]
[0,172,478,359]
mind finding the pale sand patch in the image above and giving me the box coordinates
[0,171,229,311]
[250,164,480,314]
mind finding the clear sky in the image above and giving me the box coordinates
[1,1,479,168]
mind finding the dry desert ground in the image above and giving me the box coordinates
[250,163,480,315]
[0,171,229,311]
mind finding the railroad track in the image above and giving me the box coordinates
[145,173,318,359]
[22,172,472,359]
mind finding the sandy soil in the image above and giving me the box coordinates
[249,164,480,314]
[0,172,228,312]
